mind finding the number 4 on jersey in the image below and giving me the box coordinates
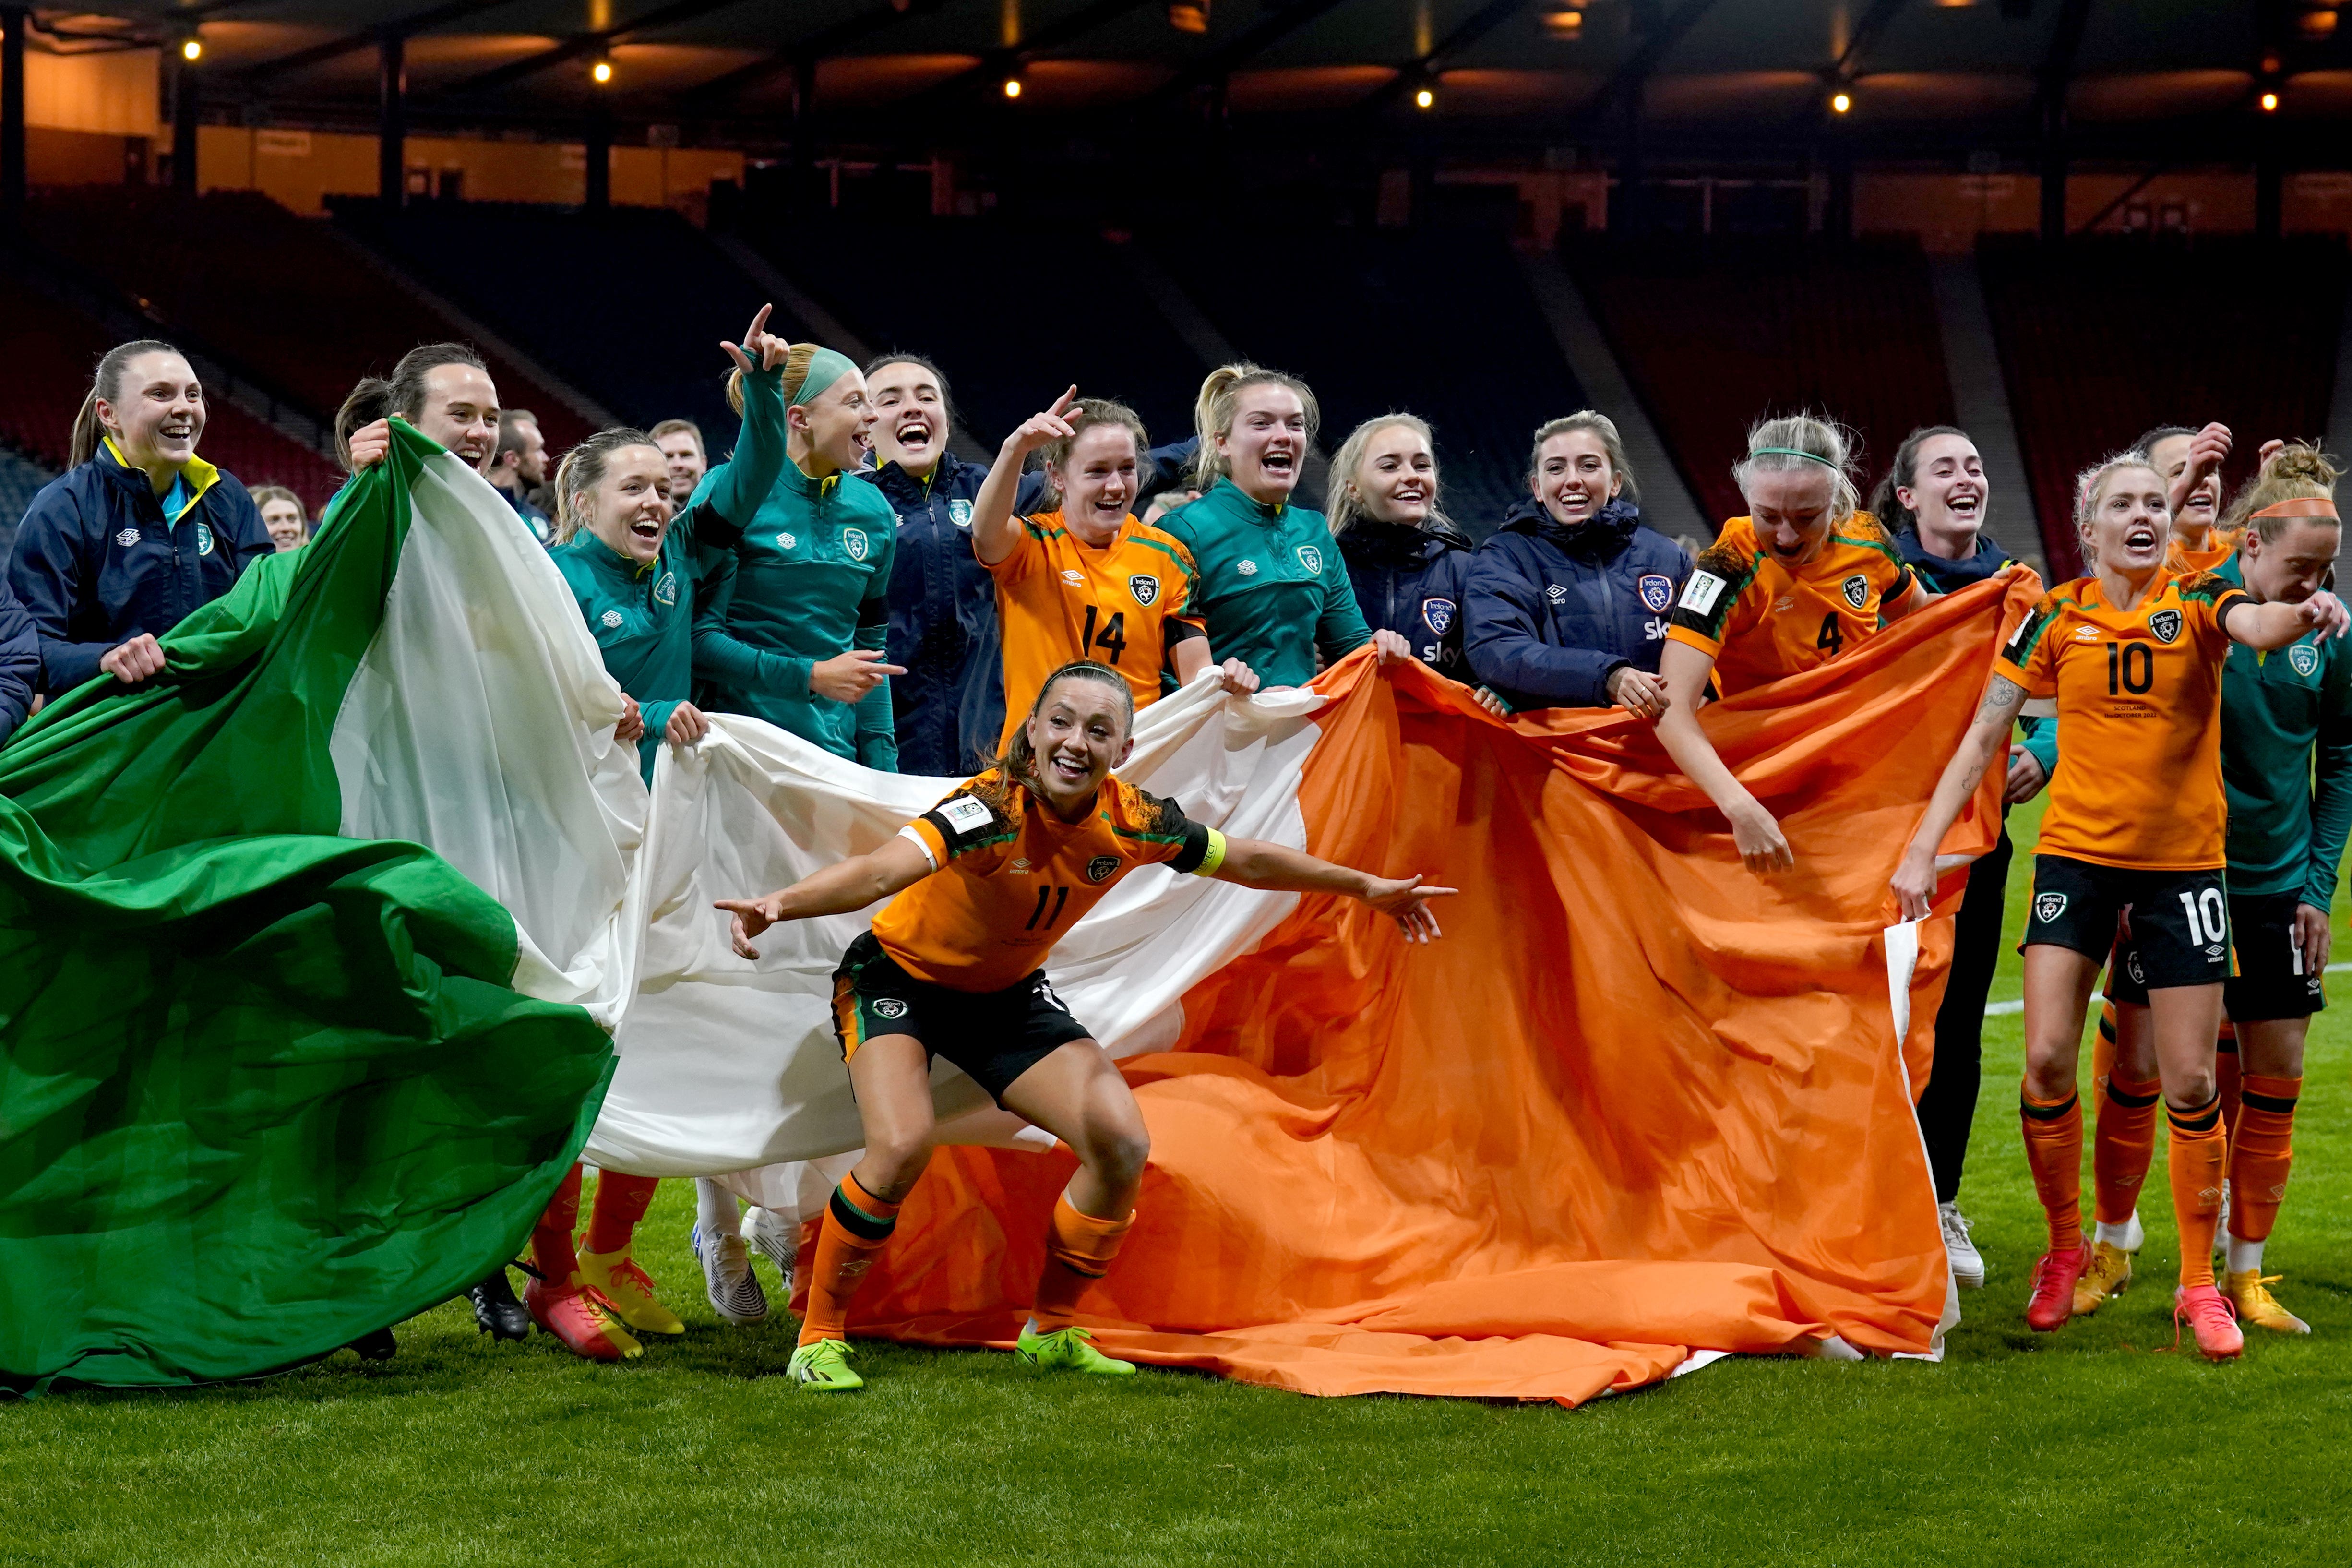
[1080,605,1128,665]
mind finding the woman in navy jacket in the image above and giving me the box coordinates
[1328,413,1485,689]
[0,580,36,747]
[7,339,270,696]
[1464,411,1688,713]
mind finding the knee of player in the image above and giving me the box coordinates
[2165,1072,2219,1114]
[1081,1119,1151,1188]
[863,1132,935,1194]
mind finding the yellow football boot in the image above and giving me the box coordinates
[2226,1270,2311,1335]
[2072,1239,2135,1317]
[578,1246,686,1336]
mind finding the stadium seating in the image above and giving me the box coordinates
[1567,237,1958,531]
[1145,226,1587,534]
[0,446,57,566]
[0,281,344,514]
[22,188,593,456]
[1977,235,2348,577]
[335,200,801,444]
[738,214,1207,464]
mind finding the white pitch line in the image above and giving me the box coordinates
[1983,959,2352,1016]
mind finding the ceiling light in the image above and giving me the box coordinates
[591,59,614,84]
[2260,90,2280,112]
[1169,2,1209,33]
[1414,86,1435,109]
[1543,9,1584,34]
[1003,76,1023,99]
[179,38,203,62]
[1830,90,1852,114]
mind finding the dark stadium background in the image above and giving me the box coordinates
[1,1,2346,586]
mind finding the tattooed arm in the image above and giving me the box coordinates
[1890,674,2027,921]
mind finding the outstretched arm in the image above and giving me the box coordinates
[714,834,935,958]
[1890,674,2026,920]
[1209,836,1456,943]
[1653,638,1792,874]
[2222,592,2349,653]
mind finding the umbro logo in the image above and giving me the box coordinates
[1061,569,1085,584]
[114,528,141,547]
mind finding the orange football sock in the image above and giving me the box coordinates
[2092,1068,2161,1227]
[2020,1087,2084,1253]
[2214,1028,2242,1148]
[2092,1003,2119,1095]
[2228,1074,2300,1245]
[1029,1193,1135,1332]
[532,1162,584,1284]
[2166,1093,2227,1289]
[797,1173,901,1347]
[583,1171,659,1255]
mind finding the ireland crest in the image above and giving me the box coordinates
[2290,643,2320,678]
[1295,545,1323,575]
[843,528,870,562]
[2033,892,2067,925]
[1129,574,1160,607]
[2148,609,2182,644]
[1840,574,1869,610]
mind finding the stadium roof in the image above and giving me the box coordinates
[33,1,2352,155]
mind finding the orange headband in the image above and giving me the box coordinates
[2251,497,2341,521]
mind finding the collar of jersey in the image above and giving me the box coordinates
[571,526,660,580]
[781,459,841,499]
[102,435,220,513]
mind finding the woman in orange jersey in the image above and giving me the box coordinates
[715,661,1453,1392]
[2137,421,2239,572]
[971,388,1258,742]
[1892,452,2347,1361]
[1655,413,1934,872]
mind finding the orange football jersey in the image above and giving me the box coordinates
[1995,571,2251,870]
[1666,513,1920,697]
[874,769,1223,993]
[991,512,1205,751]
[2166,527,2243,575]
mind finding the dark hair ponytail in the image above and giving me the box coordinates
[1869,424,1970,534]
[335,341,490,472]
[978,661,1134,809]
[71,338,184,468]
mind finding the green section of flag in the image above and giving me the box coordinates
[0,427,614,1392]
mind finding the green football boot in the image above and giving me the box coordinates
[1015,1324,1136,1376]
[786,1339,863,1391]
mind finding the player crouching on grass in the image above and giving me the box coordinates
[1891,453,2348,1361]
[716,659,1455,1391]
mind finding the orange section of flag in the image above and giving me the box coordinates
[826,571,2036,1404]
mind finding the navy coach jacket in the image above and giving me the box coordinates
[6,440,272,695]
[1338,516,1476,683]
[0,578,36,746]
[1463,497,1691,711]
[867,452,1005,778]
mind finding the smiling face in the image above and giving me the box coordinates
[98,351,205,473]
[1353,424,1436,527]
[1051,423,1140,544]
[1533,429,1621,527]
[583,444,676,565]
[2241,516,2340,606]
[867,361,947,478]
[2145,432,2218,536]
[260,496,306,550]
[1023,674,1134,816]
[2082,463,2169,580]
[1218,383,1308,503]
[1898,432,1985,539]
[656,429,704,502]
[792,369,877,477]
[413,362,501,469]
[1744,466,1838,566]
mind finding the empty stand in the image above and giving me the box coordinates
[0,281,344,513]
[1569,238,1958,533]
[740,215,1207,463]
[24,188,593,457]
[1978,236,2348,577]
[1147,226,1587,534]
[0,447,58,566]
[336,200,799,444]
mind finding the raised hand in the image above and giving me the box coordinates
[1361,874,1457,944]
[721,303,792,374]
[713,894,786,959]
[1001,386,1080,461]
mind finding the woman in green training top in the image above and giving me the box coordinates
[1157,363,1410,689]
[693,343,905,769]
[521,311,791,1365]
[554,308,790,785]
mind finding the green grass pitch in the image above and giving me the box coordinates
[5,794,2349,1566]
